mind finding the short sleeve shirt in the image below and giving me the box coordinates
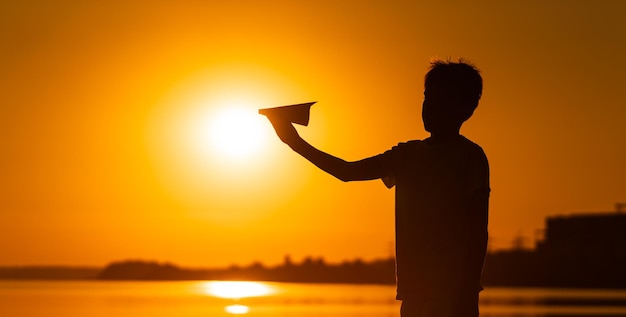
[376,135,490,300]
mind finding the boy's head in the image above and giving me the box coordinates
[422,58,482,134]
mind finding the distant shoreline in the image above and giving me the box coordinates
[2,253,626,290]
[4,211,626,288]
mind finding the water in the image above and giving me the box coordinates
[1,281,626,317]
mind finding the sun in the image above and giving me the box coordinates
[146,67,313,212]
[199,106,270,160]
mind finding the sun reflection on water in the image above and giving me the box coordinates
[203,281,274,299]
[202,281,274,315]
[225,304,250,314]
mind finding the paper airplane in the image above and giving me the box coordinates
[258,102,316,126]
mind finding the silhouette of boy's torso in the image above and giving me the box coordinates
[376,135,489,300]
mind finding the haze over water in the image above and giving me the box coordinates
[3,281,626,317]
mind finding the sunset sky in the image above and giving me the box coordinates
[1,1,625,267]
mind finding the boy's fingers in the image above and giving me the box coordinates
[269,118,293,132]
[267,118,298,144]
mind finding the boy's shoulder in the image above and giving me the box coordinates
[386,136,486,158]
[459,135,485,150]
[386,139,425,153]
[394,136,481,148]
[461,136,489,159]
[394,139,424,148]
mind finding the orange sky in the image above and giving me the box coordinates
[1,1,625,267]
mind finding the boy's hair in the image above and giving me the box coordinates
[425,58,483,116]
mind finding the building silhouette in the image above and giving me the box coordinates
[483,203,626,288]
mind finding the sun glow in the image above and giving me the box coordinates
[146,66,314,214]
[205,107,268,159]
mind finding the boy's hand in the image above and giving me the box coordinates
[268,117,301,146]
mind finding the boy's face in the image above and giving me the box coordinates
[422,83,464,134]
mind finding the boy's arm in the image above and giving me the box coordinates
[269,119,384,182]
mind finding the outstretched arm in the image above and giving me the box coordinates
[269,119,384,182]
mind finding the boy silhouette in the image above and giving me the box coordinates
[268,59,489,317]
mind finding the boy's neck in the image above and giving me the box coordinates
[428,130,461,144]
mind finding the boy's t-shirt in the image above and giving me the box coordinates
[374,135,490,300]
